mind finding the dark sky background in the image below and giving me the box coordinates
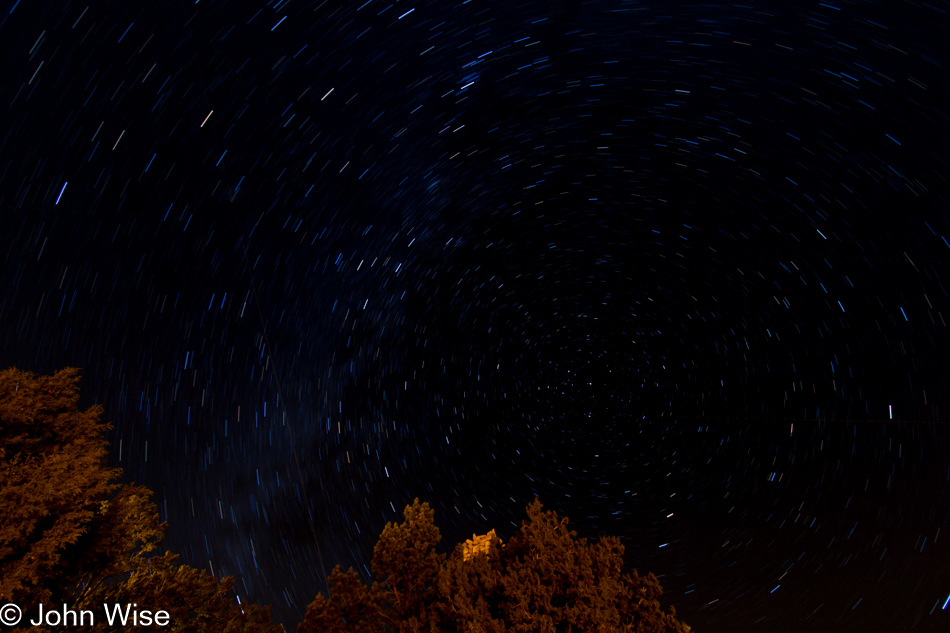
[3,0,950,630]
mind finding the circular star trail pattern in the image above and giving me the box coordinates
[3,0,950,631]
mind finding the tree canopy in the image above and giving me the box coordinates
[300,498,690,633]
[0,367,281,633]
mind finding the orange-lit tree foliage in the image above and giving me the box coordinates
[300,498,690,633]
[0,367,281,633]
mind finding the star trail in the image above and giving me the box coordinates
[3,0,950,630]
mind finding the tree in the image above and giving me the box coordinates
[437,528,507,632]
[298,499,444,633]
[298,565,385,633]
[75,550,280,633]
[0,367,161,610]
[0,367,281,633]
[491,499,689,633]
[371,498,445,629]
[301,498,690,633]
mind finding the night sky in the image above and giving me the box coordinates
[3,0,950,630]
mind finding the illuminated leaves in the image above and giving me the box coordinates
[0,367,281,633]
[301,498,690,633]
